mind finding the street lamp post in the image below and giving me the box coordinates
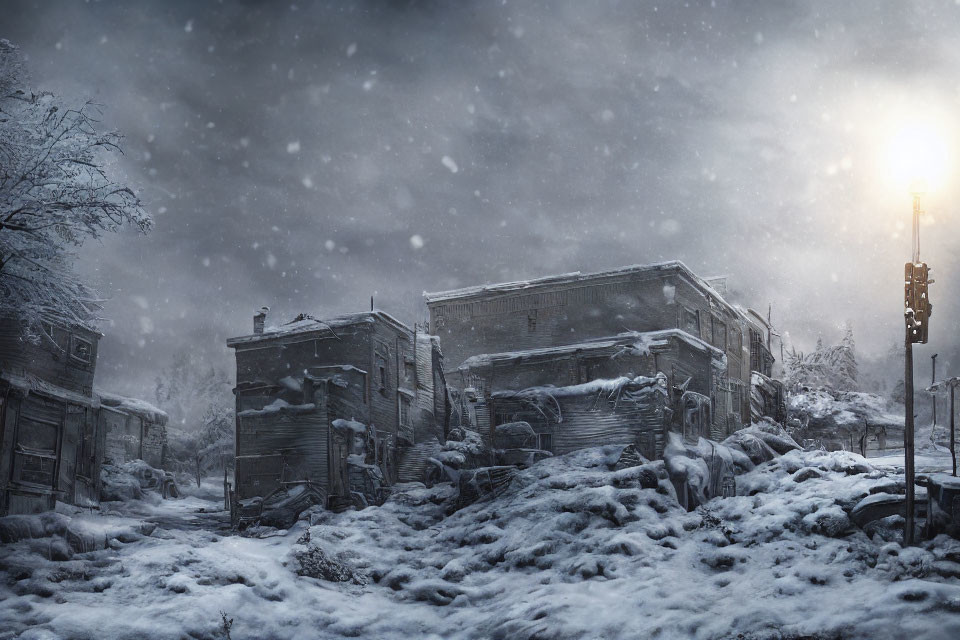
[904,298,916,546]
[903,183,934,546]
[932,353,938,427]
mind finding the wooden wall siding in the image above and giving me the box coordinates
[58,404,84,503]
[0,391,20,510]
[322,373,368,425]
[15,394,63,488]
[396,440,443,483]
[141,421,165,468]
[231,317,409,439]
[235,454,283,500]
[100,407,129,465]
[0,322,98,395]
[234,325,369,384]
[236,408,330,492]
[415,334,435,412]
[492,387,667,460]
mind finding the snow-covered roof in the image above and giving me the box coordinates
[424,260,734,312]
[332,418,367,434]
[491,374,663,400]
[459,329,723,370]
[237,398,316,418]
[927,377,960,393]
[95,390,168,424]
[2,370,99,408]
[226,310,411,347]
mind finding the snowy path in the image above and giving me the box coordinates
[3,452,960,640]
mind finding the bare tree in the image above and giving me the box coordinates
[0,40,150,338]
[154,347,232,428]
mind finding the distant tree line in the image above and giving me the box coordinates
[784,324,858,392]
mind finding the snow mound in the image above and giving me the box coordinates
[101,459,180,502]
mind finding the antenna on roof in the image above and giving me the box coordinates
[370,296,374,312]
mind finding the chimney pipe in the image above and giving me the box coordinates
[254,306,269,335]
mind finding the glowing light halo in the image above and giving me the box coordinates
[884,120,950,193]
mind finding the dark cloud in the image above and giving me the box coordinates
[5,0,960,395]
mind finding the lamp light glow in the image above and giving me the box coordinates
[885,122,949,193]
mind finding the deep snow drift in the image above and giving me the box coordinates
[2,448,960,640]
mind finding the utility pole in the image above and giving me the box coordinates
[932,353,938,427]
[904,325,915,544]
[952,383,957,477]
[903,183,933,545]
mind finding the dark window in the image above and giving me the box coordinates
[681,307,700,336]
[537,432,553,452]
[711,315,727,351]
[71,335,92,363]
[399,396,411,427]
[17,415,59,452]
[377,357,387,390]
[527,310,537,333]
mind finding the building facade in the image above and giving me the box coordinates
[0,320,170,515]
[425,261,770,436]
[0,321,103,514]
[226,310,447,506]
[458,329,725,458]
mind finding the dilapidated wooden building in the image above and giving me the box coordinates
[0,321,104,514]
[226,310,447,508]
[425,261,775,438]
[457,329,725,458]
[97,391,169,469]
[0,318,171,515]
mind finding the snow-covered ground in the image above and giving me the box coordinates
[3,448,960,640]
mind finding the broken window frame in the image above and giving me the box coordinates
[680,306,700,337]
[70,334,93,364]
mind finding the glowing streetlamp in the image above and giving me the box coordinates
[888,123,947,545]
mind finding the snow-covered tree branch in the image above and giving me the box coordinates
[0,39,150,338]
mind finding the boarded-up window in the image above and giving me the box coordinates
[71,335,92,363]
[14,395,62,487]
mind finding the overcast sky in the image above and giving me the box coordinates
[5,0,960,397]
